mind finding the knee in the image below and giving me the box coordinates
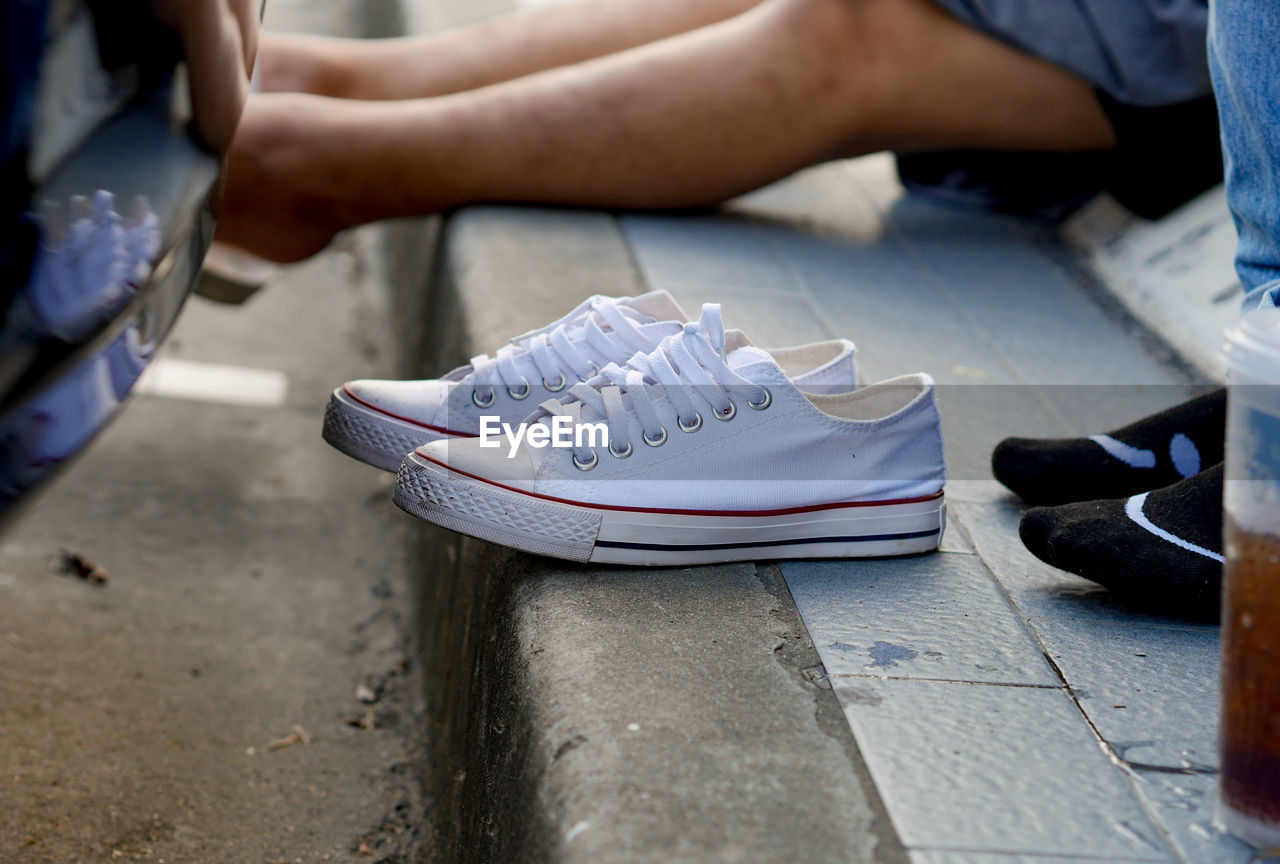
[759,0,917,114]
[765,0,909,54]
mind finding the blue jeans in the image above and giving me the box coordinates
[1209,0,1280,310]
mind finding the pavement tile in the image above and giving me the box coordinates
[949,499,1219,630]
[1063,190,1237,381]
[911,852,1168,864]
[834,679,1172,860]
[1031,617,1221,772]
[620,214,802,295]
[782,556,1057,686]
[869,197,1181,389]
[1129,770,1257,864]
[939,521,975,555]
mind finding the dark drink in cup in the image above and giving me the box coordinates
[1219,314,1280,850]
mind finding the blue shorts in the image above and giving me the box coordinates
[930,0,1211,107]
[900,0,1219,220]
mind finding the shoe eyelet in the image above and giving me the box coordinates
[678,413,703,433]
[508,378,531,400]
[543,373,567,392]
[643,427,668,447]
[748,387,772,411]
[572,451,598,471]
[608,440,633,459]
[715,400,737,422]
[472,388,496,409]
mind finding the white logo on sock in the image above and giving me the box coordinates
[1169,433,1201,478]
[1089,435,1157,469]
[1124,492,1224,563]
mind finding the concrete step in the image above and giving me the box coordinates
[389,208,903,863]
[394,152,1248,863]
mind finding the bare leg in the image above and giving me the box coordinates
[257,0,763,99]
[218,0,1117,262]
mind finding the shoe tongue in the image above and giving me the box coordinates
[726,345,775,373]
[627,290,690,325]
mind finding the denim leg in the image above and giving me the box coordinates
[1208,0,1280,311]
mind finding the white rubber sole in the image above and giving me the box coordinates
[322,387,451,472]
[393,451,946,566]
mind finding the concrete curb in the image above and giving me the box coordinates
[386,208,905,863]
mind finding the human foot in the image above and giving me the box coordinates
[214,94,355,263]
[992,389,1225,505]
[1019,464,1224,621]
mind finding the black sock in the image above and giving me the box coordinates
[992,389,1225,505]
[1019,464,1223,622]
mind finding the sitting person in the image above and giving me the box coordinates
[993,0,1280,623]
[213,0,1220,263]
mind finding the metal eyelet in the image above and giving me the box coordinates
[543,373,567,392]
[507,378,531,400]
[608,440,633,459]
[643,427,668,447]
[678,413,703,433]
[748,387,772,411]
[572,451,599,471]
[714,400,737,422]
[472,388,496,408]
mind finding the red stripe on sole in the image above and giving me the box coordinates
[417,453,944,518]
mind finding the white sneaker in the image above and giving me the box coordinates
[323,291,859,471]
[392,304,946,565]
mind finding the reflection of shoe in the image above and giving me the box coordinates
[324,291,859,472]
[196,242,277,304]
[1019,464,1223,622]
[27,190,131,341]
[992,389,1226,505]
[393,304,945,566]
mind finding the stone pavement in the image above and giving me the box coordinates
[619,156,1250,863]
[409,147,1253,861]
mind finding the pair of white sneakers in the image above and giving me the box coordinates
[324,291,947,565]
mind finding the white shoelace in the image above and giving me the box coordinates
[467,296,663,402]
[538,304,771,467]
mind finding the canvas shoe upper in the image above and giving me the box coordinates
[393,304,946,566]
[323,291,859,471]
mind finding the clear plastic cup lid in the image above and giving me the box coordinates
[1224,309,1280,385]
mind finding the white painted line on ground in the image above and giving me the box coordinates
[134,358,289,407]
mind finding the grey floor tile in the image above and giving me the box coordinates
[1130,770,1257,864]
[950,500,1219,630]
[911,851,1168,864]
[875,197,1183,388]
[1031,617,1221,771]
[621,214,801,295]
[783,556,1057,686]
[940,521,975,555]
[835,679,1172,860]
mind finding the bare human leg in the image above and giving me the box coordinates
[217,0,1117,262]
[256,0,764,99]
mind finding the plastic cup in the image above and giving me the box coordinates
[1218,310,1280,850]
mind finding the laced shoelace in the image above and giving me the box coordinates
[538,304,772,469]
[467,296,661,406]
